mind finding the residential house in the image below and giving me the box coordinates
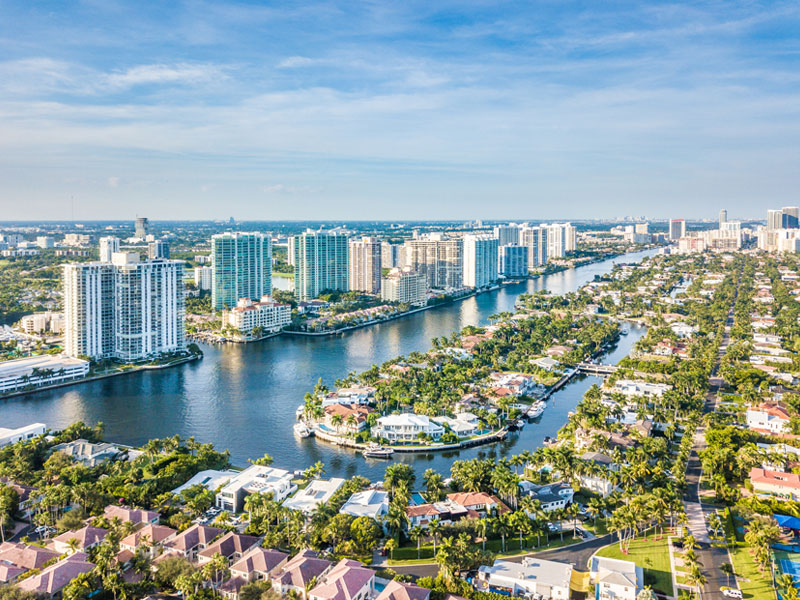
[445,492,508,516]
[372,414,444,443]
[375,581,431,600]
[104,505,160,525]
[476,558,572,600]
[53,526,109,554]
[50,439,123,467]
[308,559,375,600]
[432,413,479,437]
[749,468,800,501]
[323,405,372,433]
[283,478,346,514]
[747,403,791,435]
[119,524,176,558]
[406,499,472,529]
[590,556,642,600]
[339,490,389,521]
[522,481,574,512]
[197,532,261,565]
[161,524,224,560]
[215,465,297,512]
[16,552,95,599]
[219,547,289,600]
[0,542,59,584]
[0,477,40,520]
[270,549,333,599]
[577,452,617,497]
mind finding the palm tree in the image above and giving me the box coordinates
[384,537,397,561]
[428,518,442,554]
[685,563,707,600]
[410,525,424,559]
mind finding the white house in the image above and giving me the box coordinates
[216,465,297,512]
[372,414,445,442]
[521,481,574,512]
[611,380,671,398]
[746,403,791,434]
[669,322,697,338]
[476,558,572,600]
[432,413,479,437]
[339,490,389,521]
[590,557,642,600]
[0,423,46,448]
[283,478,346,514]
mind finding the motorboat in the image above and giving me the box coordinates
[295,405,305,420]
[362,445,394,459]
[527,400,546,419]
[293,423,312,438]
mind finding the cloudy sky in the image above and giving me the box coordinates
[0,1,798,221]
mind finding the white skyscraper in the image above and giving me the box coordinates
[669,219,686,240]
[462,235,499,289]
[381,268,427,306]
[348,236,382,294]
[520,226,548,267]
[767,209,783,231]
[540,223,576,259]
[403,234,463,289]
[194,266,213,291]
[112,253,186,361]
[98,236,120,263]
[63,263,115,360]
[492,225,521,246]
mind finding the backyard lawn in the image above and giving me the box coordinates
[596,537,674,597]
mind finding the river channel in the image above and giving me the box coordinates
[1,249,656,480]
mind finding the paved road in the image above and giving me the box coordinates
[386,533,614,579]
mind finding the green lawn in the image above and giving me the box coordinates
[596,537,674,597]
[728,543,775,600]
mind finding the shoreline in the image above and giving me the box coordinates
[0,354,202,401]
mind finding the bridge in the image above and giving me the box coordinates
[577,362,618,375]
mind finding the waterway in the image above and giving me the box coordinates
[1,249,656,481]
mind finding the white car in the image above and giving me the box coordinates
[722,589,742,598]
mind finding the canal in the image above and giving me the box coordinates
[1,249,656,480]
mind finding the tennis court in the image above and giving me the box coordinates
[780,557,800,581]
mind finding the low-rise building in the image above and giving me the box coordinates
[104,505,160,525]
[522,481,574,512]
[746,403,791,434]
[220,548,290,600]
[372,414,445,443]
[339,490,389,521]
[53,526,109,554]
[0,355,89,395]
[283,478,346,514]
[215,465,297,512]
[0,423,46,448]
[0,542,59,584]
[376,581,431,600]
[197,532,261,565]
[308,558,375,600]
[119,524,176,558]
[476,557,572,600]
[222,296,291,339]
[161,524,224,560]
[16,552,95,598]
[271,549,333,599]
[50,439,123,467]
[750,467,800,501]
[590,556,643,600]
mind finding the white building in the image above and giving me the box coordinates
[112,253,186,361]
[520,226,548,267]
[372,414,445,442]
[216,465,297,512]
[476,558,572,600]
[348,237,382,294]
[223,296,291,338]
[283,478,346,514]
[493,225,521,246]
[0,423,46,447]
[381,268,427,307]
[19,312,64,335]
[98,237,120,263]
[746,403,791,434]
[462,235,499,289]
[339,490,389,521]
[498,244,528,277]
[36,236,55,249]
[542,223,576,259]
[611,379,670,397]
[63,262,116,359]
[402,234,463,289]
[432,413,480,437]
[669,219,686,240]
[0,355,89,395]
[590,557,642,600]
[194,266,213,290]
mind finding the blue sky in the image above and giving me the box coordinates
[0,1,798,220]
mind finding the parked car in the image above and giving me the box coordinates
[721,588,742,598]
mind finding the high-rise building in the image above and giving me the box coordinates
[669,219,686,240]
[134,217,149,239]
[63,263,116,360]
[767,210,784,231]
[403,234,463,289]
[498,244,529,277]
[36,236,55,249]
[211,232,272,311]
[348,237,382,294]
[719,209,728,227]
[112,253,185,361]
[381,268,427,307]
[148,240,170,260]
[287,236,295,266]
[492,225,520,247]
[462,235,499,288]
[381,242,400,269]
[782,207,800,229]
[634,223,649,235]
[293,230,349,301]
[99,237,120,263]
[194,266,213,291]
[541,223,576,258]
[520,226,548,267]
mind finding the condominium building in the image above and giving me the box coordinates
[36,236,55,249]
[148,240,170,259]
[542,223,576,259]
[669,218,686,240]
[211,232,272,311]
[402,234,463,289]
[98,237,120,263]
[223,296,291,338]
[719,209,728,227]
[783,207,800,229]
[293,230,349,301]
[194,266,213,291]
[498,244,528,277]
[381,268,427,307]
[0,355,89,394]
[348,237,382,294]
[462,234,498,288]
[381,242,401,269]
[492,225,521,246]
[63,254,185,361]
[520,226,548,267]
[64,233,92,246]
[134,217,149,239]
[112,253,186,361]
[63,262,116,359]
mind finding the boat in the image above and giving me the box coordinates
[527,400,546,419]
[293,423,312,438]
[295,405,305,420]
[362,445,394,459]
[515,419,525,429]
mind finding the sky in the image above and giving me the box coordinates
[0,1,798,221]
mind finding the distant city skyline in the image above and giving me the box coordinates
[1,1,798,219]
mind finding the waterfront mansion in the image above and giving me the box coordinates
[371,414,445,442]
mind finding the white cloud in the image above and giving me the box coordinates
[277,56,316,68]
[105,63,226,88]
